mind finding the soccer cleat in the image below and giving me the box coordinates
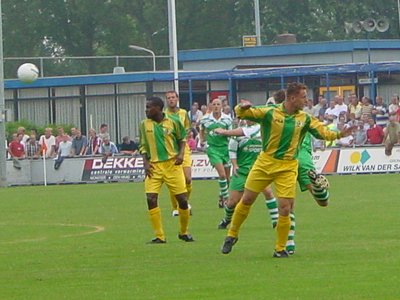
[178,233,195,242]
[172,210,179,217]
[221,236,238,254]
[308,169,330,189]
[147,237,166,244]
[273,250,289,258]
[286,245,295,255]
[217,219,231,229]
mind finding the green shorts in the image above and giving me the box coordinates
[229,172,247,192]
[297,150,314,192]
[206,146,230,167]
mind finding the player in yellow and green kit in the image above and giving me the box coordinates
[221,82,353,257]
[139,96,194,243]
[165,91,193,217]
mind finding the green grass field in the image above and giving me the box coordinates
[0,174,399,300]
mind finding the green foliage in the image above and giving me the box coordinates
[0,175,399,299]
[5,120,75,140]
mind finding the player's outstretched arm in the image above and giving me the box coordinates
[214,127,245,137]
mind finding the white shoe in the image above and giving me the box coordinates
[172,210,179,217]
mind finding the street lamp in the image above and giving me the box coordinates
[129,45,156,72]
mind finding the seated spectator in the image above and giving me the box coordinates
[383,116,400,155]
[303,99,313,115]
[336,122,353,147]
[71,129,88,156]
[119,136,138,155]
[366,118,384,144]
[346,113,358,128]
[99,134,118,163]
[8,133,25,159]
[39,128,56,158]
[25,134,41,159]
[353,121,367,146]
[324,99,339,124]
[312,136,326,151]
[86,128,101,155]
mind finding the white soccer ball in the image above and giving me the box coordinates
[17,63,39,83]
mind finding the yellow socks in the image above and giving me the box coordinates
[148,207,165,241]
[178,207,190,235]
[227,201,251,238]
[275,215,291,251]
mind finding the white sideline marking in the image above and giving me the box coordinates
[0,223,105,244]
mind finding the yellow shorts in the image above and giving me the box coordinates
[245,154,298,199]
[145,159,187,195]
[182,144,192,168]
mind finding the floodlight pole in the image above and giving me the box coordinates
[168,0,179,95]
[0,0,7,188]
[128,45,156,72]
[254,0,261,46]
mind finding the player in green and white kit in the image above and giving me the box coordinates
[199,98,232,208]
[214,120,278,229]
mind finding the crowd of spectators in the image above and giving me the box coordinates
[6,123,139,167]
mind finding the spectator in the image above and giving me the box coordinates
[317,98,328,121]
[186,130,197,151]
[71,129,88,156]
[70,127,78,139]
[39,128,56,158]
[353,121,367,146]
[346,113,358,128]
[223,105,232,117]
[334,95,348,116]
[384,116,400,155]
[119,136,139,155]
[54,134,72,170]
[388,94,399,117]
[86,128,101,155]
[372,96,388,128]
[17,127,29,146]
[99,134,118,163]
[348,94,362,120]
[335,122,353,147]
[55,127,71,152]
[312,96,324,118]
[303,99,313,115]
[324,99,339,124]
[25,134,41,159]
[98,123,109,140]
[188,102,203,125]
[360,97,373,119]
[200,104,208,116]
[366,118,384,144]
[8,133,25,159]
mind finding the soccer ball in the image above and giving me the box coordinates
[17,63,39,83]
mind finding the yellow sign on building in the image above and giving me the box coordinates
[242,35,258,47]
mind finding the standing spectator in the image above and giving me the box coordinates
[311,96,324,118]
[39,128,56,158]
[200,104,208,117]
[99,134,118,163]
[334,95,348,116]
[8,133,25,159]
[388,94,399,117]
[55,127,71,152]
[25,134,41,159]
[86,128,101,155]
[186,130,197,151]
[17,127,29,146]
[366,118,384,144]
[324,99,339,124]
[372,96,388,128]
[70,127,78,140]
[98,123,109,141]
[188,102,203,126]
[303,99,313,115]
[353,121,367,146]
[71,129,88,156]
[348,94,362,120]
[317,98,328,121]
[119,136,139,155]
[54,134,72,169]
[360,97,373,119]
[384,116,400,155]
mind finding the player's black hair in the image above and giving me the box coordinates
[147,96,164,110]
